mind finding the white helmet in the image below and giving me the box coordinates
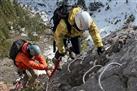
[75,11,93,31]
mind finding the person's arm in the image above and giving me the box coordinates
[54,19,67,54]
[35,55,48,67]
[34,55,55,75]
[27,60,47,70]
[20,56,48,70]
[88,21,103,47]
[16,53,48,70]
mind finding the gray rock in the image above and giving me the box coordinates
[127,77,137,91]
[101,75,126,91]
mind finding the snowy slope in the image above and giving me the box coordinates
[92,0,137,37]
[17,0,137,58]
[17,0,137,37]
[17,0,57,23]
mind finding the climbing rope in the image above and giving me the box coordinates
[45,80,49,91]
[98,62,122,91]
[83,65,102,84]
[67,54,86,72]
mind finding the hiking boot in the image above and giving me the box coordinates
[69,51,76,59]
[67,47,76,59]
[56,59,63,71]
[52,58,62,71]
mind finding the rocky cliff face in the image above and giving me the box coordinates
[2,25,136,91]
[45,26,137,91]
[0,82,10,91]
[1,1,137,91]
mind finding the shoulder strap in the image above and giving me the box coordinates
[64,16,81,33]
[73,23,82,31]
[64,15,72,34]
[64,5,82,33]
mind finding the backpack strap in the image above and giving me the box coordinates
[63,5,82,33]
[73,22,82,31]
[64,15,72,34]
[64,17,81,33]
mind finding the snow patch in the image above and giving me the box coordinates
[17,0,137,59]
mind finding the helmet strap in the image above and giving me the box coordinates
[27,44,34,58]
[73,22,82,31]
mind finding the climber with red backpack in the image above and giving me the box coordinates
[51,1,104,70]
[9,39,54,87]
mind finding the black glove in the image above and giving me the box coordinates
[55,51,65,60]
[97,47,104,55]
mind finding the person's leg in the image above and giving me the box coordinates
[53,38,67,70]
[68,37,81,59]
[22,71,29,87]
[63,39,67,48]
[27,69,37,86]
[17,69,29,87]
[70,37,81,55]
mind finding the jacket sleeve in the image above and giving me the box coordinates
[89,21,103,47]
[16,54,48,70]
[16,53,48,70]
[24,55,48,70]
[26,60,47,70]
[35,55,48,68]
[54,19,67,54]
